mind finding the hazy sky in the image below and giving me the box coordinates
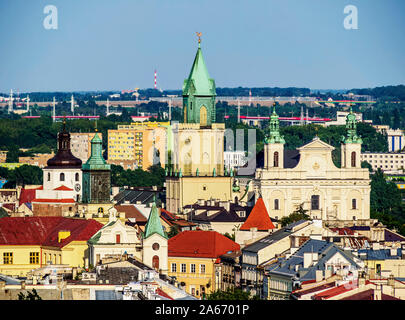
[0,0,404,92]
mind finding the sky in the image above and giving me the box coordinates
[0,0,404,92]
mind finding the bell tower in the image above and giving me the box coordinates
[264,105,285,169]
[182,33,216,126]
[341,107,362,168]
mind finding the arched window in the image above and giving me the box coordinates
[351,151,356,167]
[60,173,65,181]
[152,255,160,270]
[75,173,79,181]
[47,172,51,181]
[98,207,104,214]
[274,151,279,167]
[274,199,279,210]
[311,195,320,210]
[352,199,357,209]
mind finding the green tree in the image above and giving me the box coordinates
[206,288,259,300]
[18,289,42,300]
[280,204,311,227]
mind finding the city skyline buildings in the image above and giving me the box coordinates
[0,1,404,92]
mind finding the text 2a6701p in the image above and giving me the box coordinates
[199,304,249,315]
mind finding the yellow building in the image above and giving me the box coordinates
[108,121,169,170]
[0,217,103,277]
[167,230,240,298]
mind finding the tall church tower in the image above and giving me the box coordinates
[341,107,362,168]
[165,35,236,214]
[264,105,285,169]
[82,131,111,204]
[182,36,216,126]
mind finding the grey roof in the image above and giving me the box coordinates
[113,189,163,205]
[357,248,402,261]
[267,239,361,281]
[243,228,292,253]
[0,274,21,285]
[242,220,309,254]
[95,290,123,300]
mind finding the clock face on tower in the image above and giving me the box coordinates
[75,183,81,192]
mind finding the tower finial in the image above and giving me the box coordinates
[95,120,98,132]
[196,32,202,47]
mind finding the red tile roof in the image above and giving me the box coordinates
[239,198,275,231]
[115,204,147,223]
[312,280,369,300]
[19,188,37,204]
[155,288,173,300]
[168,230,240,258]
[341,288,400,300]
[54,185,73,191]
[0,217,103,247]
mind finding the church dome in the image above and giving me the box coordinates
[46,121,82,169]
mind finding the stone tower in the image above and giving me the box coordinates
[82,131,111,204]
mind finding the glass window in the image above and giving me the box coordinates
[274,199,279,210]
[181,263,186,273]
[200,264,206,274]
[30,252,39,264]
[311,195,320,210]
[3,252,13,264]
[60,172,65,181]
[171,263,177,273]
[352,199,357,209]
[191,264,196,273]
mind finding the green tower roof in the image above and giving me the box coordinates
[183,44,216,97]
[82,132,111,170]
[342,107,363,144]
[143,201,168,239]
[266,105,285,144]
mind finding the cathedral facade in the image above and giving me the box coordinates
[255,107,371,222]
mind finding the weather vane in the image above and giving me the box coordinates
[196,32,202,44]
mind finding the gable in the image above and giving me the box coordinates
[298,138,335,151]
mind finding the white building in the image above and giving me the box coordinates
[361,152,405,173]
[224,150,247,170]
[88,208,142,266]
[325,111,362,127]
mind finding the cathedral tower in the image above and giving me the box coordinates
[341,107,362,168]
[264,105,285,169]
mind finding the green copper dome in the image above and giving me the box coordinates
[266,105,285,144]
[342,107,362,144]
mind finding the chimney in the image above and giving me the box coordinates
[372,242,380,251]
[390,248,397,257]
[309,234,322,241]
[315,270,323,282]
[325,269,332,279]
[72,267,77,279]
[303,252,313,268]
[373,285,382,300]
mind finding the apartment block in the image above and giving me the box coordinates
[107,122,169,170]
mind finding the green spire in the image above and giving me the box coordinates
[342,107,362,144]
[182,34,216,125]
[82,132,110,170]
[266,104,285,144]
[143,199,168,239]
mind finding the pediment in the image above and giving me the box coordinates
[298,137,335,151]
